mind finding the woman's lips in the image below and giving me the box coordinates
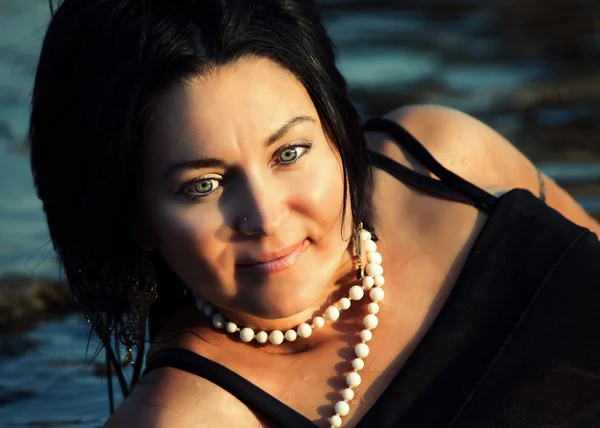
[236,240,307,275]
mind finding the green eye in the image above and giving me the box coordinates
[276,143,311,164]
[279,147,299,163]
[183,178,220,200]
[194,180,214,193]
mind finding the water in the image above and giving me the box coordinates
[0,314,109,428]
[0,0,58,279]
[1,0,599,426]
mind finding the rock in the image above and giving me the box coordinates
[0,274,77,333]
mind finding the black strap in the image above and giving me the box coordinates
[144,348,315,427]
[363,117,497,213]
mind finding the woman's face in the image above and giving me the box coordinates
[141,57,351,320]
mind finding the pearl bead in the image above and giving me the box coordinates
[373,275,385,287]
[285,329,297,341]
[330,415,342,428]
[360,329,373,342]
[203,304,214,317]
[256,331,268,343]
[297,323,312,338]
[348,285,364,301]
[366,251,382,265]
[346,372,361,387]
[364,240,377,252]
[370,287,385,302]
[335,400,350,416]
[355,343,369,358]
[240,327,254,342]
[362,276,375,289]
[325,306,340,321]
[360,229,371,241]
[195,297,206,311]
[352,358,365,371]
[367,302,380,314]
[225,321,238,333]
[339,297,351,310]
[342,388,354,401]
[364,314,379,330]
[269,330,284,345]
[313,316,325,328]
[212,313,225,329]
[366,263,383,277]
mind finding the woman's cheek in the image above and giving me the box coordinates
[153,202,222,267]
[297,155,345,218]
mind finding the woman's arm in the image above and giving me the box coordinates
[384,105,600,236]
[104,368,264,428]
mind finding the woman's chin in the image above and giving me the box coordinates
[232,287,324,323]
[243,299,313,321]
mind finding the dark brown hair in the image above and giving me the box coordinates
[29,0,371,403]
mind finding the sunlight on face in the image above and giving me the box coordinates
[142,57,351,319]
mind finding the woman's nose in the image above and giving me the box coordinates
[238,178,289,237]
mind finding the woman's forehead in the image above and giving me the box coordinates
[145,57,320,166]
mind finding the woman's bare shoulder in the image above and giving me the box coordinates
[372,105,600,234]
[368,104,536,193]
[104,367,264,428]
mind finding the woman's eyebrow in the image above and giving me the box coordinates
[264,115,315,147]
[162,157,225,179]
[161,115,316,179]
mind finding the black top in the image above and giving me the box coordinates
[144,118,600,427]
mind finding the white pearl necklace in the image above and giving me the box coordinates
[194,228,384,428]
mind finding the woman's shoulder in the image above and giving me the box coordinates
[368,104,600,234]
[365,104,510,255]
[104,367,264,428]
[367,104,538,195]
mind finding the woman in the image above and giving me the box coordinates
[29,0,600,427]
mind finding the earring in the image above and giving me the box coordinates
[354,222,378,280]
[117,255,157,366]
[355,222,364,280]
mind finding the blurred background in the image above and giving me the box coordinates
[0,0,599,426]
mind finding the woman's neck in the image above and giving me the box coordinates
[218,249,359,351]
[172,242,372,355]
